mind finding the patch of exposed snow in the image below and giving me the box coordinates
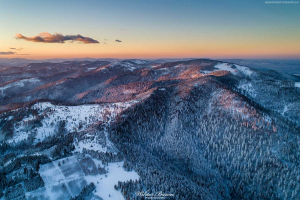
[264,115,272,123]
[203,63,253,76]
[33,156,139,200]
[235,65,253,76]
[214,63,237,75]
[200,70,212,74]
[126,66,136,71]
[92,158,105,168]
[86,67,97,71]
[8,100,142,144]
[130,59,149,64]
[32,102,138,143]
[29,156,86,200]
[111,61,136,71]
[238,82,257,97]
[85,161,139,200]
[281,104,293,116]
[7,129,30,144]
[74,140,107,153]
[157,68,167,70]
[96,67,107,72]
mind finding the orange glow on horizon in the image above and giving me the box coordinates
[1,35,300,60]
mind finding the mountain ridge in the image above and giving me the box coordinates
[0,58,299,199]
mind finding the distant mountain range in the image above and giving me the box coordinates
[221,59,300,75]
[1,58,299,75]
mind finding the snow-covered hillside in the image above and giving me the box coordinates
[0,78,40,96]
[201,63,254,76]
[1,58,300,200]
[9,100,141,144]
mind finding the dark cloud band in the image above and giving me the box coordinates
[115,39,122,42]
[0,51,15,55]
[16,32,99,44]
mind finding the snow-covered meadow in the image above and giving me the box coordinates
[200,63,254,76]
[26,156,139,200]
[9,100,141,144]
[85,161,139,200]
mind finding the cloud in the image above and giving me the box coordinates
[115,39,122,42]
[17,54,30,55]
[16,32,99,44]
[10,48,23,50]
[0,51,15,55]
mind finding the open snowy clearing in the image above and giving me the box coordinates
[74,139,107,153]
[8,100,141,144]
[27,156,86,200]
[85,161,140,200]
[26,156,139,200]
[201,63,254,76]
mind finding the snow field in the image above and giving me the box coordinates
[27,156,139,200]
[9,100,140,144]
[28,156,87,200]
[74,140,107,153]
[200,63,253,76]
[85,161,140,200]
[214,63,238,75]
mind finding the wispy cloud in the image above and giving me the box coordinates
[115,39,122,42]
[0,51,15,55]
[10,48,23,50]
[16,32,99,44]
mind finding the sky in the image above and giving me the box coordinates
[0,0,299,59]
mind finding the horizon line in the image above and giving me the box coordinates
[1,57,300,61]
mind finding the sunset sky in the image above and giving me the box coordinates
[0,0,299,59]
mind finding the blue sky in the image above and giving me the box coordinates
[0,0,299,59]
